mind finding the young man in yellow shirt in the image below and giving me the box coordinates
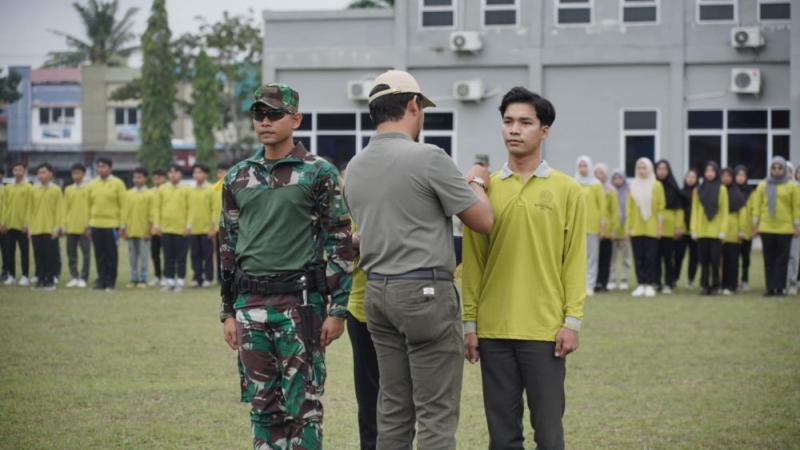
[1,162,33,286]
[463,87,585,449]
[87,158,126,291]
[148,169,167,287]
[153,164,190,292]
[187,163,215,288]
[28,163,63,290]
[64,163,91,288]
[121,168,153,288]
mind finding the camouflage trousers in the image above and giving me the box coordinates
[236,292,326,450]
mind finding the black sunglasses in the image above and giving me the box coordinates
[251,108,289,122]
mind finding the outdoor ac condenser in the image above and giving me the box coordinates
[731,27,764,48]
[347,80,373,101]
[453,80,485,101]
[730,68,762,94]
[450,31,482,52]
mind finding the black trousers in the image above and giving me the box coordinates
[697,238,722,290]
[91,227,118,289]
[656,237,677,289]
[150,234,163,279]
[596,238,613,289]
[189,235,213,283]
[721,243,740,291]
[740,239,752,283]
[162,233,187,280]
[631,236,659,285]
[761,233,793,292]
[674,235,698,284]
[346,312,379,450]
[479,339,565,450]
[31,235,58,286]
[3,229,29,278]
[66,233,90,280]
[0,233,7,277]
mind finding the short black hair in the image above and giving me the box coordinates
[133,167,148,177]
[71,163,86,173]
[191,163,210,174]
[11,162,25,170]
[96,157,113,168]
[168,163,184,174]
[368,84,422,126]
[35,163,53,174]
[153,169,167,177]
[499,87,556,127]
[217,161,231,171]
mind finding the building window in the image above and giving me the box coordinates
[697,0,735,23]
[38,107,77,125]
[687,108,791,180]
[622,110,658,177]
[422,112,455,156]
[758,0,791,21]
[420,0,455,28]
[114,107,139,126]
[483,0,518,27]
[622,0,658,24]
[556,0,592,25]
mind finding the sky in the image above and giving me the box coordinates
[0,0,352,70]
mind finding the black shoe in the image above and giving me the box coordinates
[763,290,774,297]
[700,288,711,296]
[93,282,105,290]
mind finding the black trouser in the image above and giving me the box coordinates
[697,238,722,291]
[346,312,379,450]
[162,233,187,280]
[761,233,793,293]
[189,234,213,283]
[31,235,59,286]
[479,339,565,450]
[631,236,659,285]
[596,238,613,289]
[721,243,740,291]
[0,233,7,277]
[150,234,162,279]
[91,227,118,289]
[740,239,752,283]
[3,229,29,278]
[656,237,677,289]
[66,233,90,280]
[674,235,698,284]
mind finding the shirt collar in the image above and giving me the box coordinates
[501,160,552,180]
[248,141,310,166]
[369,132,414,143]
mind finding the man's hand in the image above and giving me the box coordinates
[752,224,759,237]
[655,223,663,239]
[50,231,59,239]
[795,225,800,237]
[207,226,216,240]
[320,316,345,348]
[183,227,191,237]
[465,164,491,190]
[674,231,684,240]
[119,228,127,240]
[85,228,91,238]
[554,327,579,359]
[223,317,238,350]
[0,225,7,234]
[464,332,480,364]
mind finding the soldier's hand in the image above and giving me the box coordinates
[223,317,238,350]
[555,327,579,359]
[320,316,345,348]
[464,332,480,364]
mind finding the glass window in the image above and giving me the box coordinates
[698,0,735,22]
[421,0,454,28]
[688,110,723,129]
[65,108,75,118]
[424,112,454,131]
[771,110,790,129]
[728,110,767,129]
[424,0,451,5]
[361,136,372,148]
[295,136,312,150]
[557,0,591,25]
[625,136,655,177]
[424,136,453,156]
[624,111,657,130]
[759,1,791,21]
[623,0,658,23]
[317,113,356,131]
[128,108,138,125]
[317,135,356,168]
[115,108,125,125]
[728,134,768,179]
[773,135,790,160]
[360,113,376,131]
[297,113,313,131]
[484,0,517,26]
[688,135,722,173]
[39,108,50,125]
[51,108,63,123]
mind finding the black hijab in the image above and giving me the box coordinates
[697,162,721,220]
[734,165,753,201]
[722,167,746,213]
[655,159,685,210]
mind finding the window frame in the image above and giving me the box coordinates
[620,108,660,178]
[696,0,737,25]
[620,0,660,26]
[481,0,519,28]
[757,0,791,22]
[555,0,594,27]
[113,107,140,126]
[419,0,457,30]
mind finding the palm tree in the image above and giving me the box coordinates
[44,0,139,67]
[348,0,394,8]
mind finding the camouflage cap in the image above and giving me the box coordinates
[250,83,299,113]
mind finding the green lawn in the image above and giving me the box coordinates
[0,243,798,449]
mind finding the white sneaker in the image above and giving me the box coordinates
[644,285,656,297]
[619,282,629,290]
[788,287,798,296]
[3,275,15,286]
[662,286,672,295]
[740,282,750,292]
[685,281,694,289]
[632,285,645,297]
[189,280,200,288]
[607,282,617,290]
[53,277,59,285]
[66,278,79,288]
[174,279,185,293]
[586,289,595,297]
[201,280,212,288]
[77,279,87,288]
[722,289,733,296]
[160,279,174,292]
[148,277,160,287]
[18,276,30,287]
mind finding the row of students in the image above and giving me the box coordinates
[578,155,800,297]
[0,159,226,291]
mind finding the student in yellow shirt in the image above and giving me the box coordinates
[592,163,618,292]
[609,169,631,290]
[148,169,167,286]
[212,162,229,283]
[720,167,748,295]
[574,155,605,296]
[1,162,33,286]
[626,157,665,297]
[28,163,63,290]
[691,161,728,296]
[87,158,126,291]
[187,163,215,288]
[734,165,754,291]
[654,160,686,294]
[674,169,700,288]
[121,168,153,288]
[463,88,584,449]
[64,163,91,288]
[153,164,190,292]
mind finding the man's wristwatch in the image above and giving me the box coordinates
[468,176,487,191]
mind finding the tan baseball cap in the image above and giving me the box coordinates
[368,70,436,108]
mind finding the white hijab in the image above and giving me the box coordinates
[629,157,656,221]
[574,155,599,185]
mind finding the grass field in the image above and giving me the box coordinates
[0,243,799,449]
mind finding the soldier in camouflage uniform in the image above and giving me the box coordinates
[219,83,354,450]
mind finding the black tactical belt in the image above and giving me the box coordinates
[367,269,453,282]
[236,270,309,296]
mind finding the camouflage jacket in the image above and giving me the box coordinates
[219,142,354,319]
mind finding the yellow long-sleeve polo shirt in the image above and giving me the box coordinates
[751,181,799,235]
[580,182,606,235]
[690,185,729,239]
[723,206,748,244]
[122,187,154,238]
[155,182,190,235]
[187,182,215,234]
[2,181,33,231]
[64,182,90,234]
[661,208,685,237]
[28,184,63,235]
[602,188,620,238]
[625,182,665,238]
[462,161,586,341]
[88,176,126,228]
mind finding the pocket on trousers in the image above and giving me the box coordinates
[394,281,458,345]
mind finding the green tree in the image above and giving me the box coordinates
[44,0,138,67]
[0,69,22,103]
[191,50,219,172]
[138,0,175,172]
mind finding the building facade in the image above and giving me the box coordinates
[262,0,797,180]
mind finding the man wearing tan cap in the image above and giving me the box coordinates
[344,70,494,449]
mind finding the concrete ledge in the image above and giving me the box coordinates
[263,8,393,22]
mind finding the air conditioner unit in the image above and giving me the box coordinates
[453,80,485,102]
[347,80,373,101]
[450,31,482,52]
[730,68,762,94]
[731,27,764,48]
